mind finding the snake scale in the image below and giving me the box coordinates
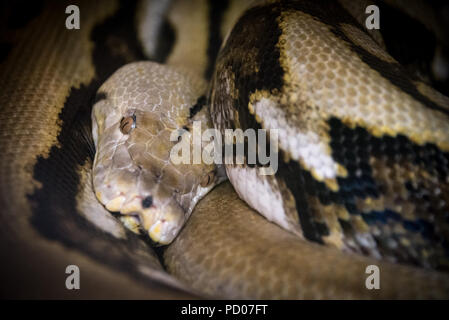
[1,0,449,299]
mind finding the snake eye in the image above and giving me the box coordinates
[120,115,136,134]
[200,171,215,188]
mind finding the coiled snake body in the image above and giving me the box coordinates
[1,0,449,299]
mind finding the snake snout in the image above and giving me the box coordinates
[138,198,186,245]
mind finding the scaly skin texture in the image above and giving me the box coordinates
[90,0,449,299]
[166,182,449,299]
[0,0,194,298]
[2,0,449,299]
[210,0,449,271]
[92,62,223,244]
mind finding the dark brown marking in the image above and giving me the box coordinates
[205,0,229,79]
[189,95,207,119]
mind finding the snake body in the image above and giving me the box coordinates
[210,0,449,270]
[2,0,449,299]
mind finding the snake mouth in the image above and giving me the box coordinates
[93,164,188,245]
[114,210,186,245]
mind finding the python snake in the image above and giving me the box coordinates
[1,0,449,299]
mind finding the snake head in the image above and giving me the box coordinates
[91,62,226,245]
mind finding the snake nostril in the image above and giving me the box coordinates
[142,195,153,208]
